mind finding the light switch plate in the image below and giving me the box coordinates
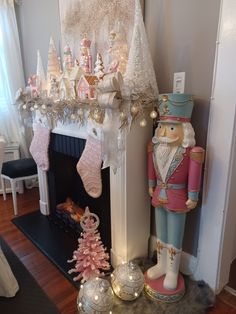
[173,72,185,94]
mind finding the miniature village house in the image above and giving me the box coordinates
[70,65,84,98]
[77,75,98,100]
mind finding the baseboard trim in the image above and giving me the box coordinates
[224,285,236,297]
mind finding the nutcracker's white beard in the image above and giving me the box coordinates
[155,144,173,169]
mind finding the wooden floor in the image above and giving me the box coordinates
[0,188,78,314]
[0,188,236,314]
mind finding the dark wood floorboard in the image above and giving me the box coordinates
[1,187,236,313]
[0,188,78,314]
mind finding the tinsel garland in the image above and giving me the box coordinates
[16,89,158,129]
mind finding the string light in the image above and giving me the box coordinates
[140,118,147,127]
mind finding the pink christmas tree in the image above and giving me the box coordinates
[68,207,110,282]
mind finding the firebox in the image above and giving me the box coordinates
[47,133,111,251]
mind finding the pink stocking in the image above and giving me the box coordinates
[76,135,102,198]
[29,123,51,171]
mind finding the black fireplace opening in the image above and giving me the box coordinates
[47,133,111,252]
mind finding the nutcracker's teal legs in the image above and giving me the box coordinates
[155,206,186,249]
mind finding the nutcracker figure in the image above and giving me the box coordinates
[145,93,205,301]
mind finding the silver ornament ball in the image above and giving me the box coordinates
[111,261,144,301]
[77,278,114,313]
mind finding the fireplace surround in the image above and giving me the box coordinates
[47,132,111,250]
[37,121,152,267]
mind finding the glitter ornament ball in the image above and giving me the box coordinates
[111,261,144,301]
[77,278,114,313]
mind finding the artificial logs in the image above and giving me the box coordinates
[68,207,110,283]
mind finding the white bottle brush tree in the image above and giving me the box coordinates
[94,53,105,77]
[68,207,110,282]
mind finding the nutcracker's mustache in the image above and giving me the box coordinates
[152,136,179,144]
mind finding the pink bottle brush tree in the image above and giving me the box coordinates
[68,207,110,282]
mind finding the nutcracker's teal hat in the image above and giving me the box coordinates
[158,93,194,123]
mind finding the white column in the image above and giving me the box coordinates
[38,167,50,215]
[110,122,152,267]
[193,0,236,292]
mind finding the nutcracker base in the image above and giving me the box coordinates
[144,272,185,303]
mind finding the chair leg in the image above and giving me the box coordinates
[1,176,6,201]
[10,179,18,216]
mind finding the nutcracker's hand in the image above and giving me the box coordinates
[186,199,198,210]
[149,187,154,197]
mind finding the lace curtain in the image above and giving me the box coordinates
[0,0,29,156]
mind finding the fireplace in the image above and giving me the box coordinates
[37,121,152,267]
[47,133,111,250]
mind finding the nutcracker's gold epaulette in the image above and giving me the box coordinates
[190,147,205,164]
[147,141,154,153]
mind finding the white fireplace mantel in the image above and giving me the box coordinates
[37,121,152,267]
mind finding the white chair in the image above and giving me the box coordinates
[1,154,38,216]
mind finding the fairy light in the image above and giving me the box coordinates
[120,111,126,119]
[130,104,139,114]
[140,118,147,127]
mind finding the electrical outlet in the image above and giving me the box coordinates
[173,72,185,94]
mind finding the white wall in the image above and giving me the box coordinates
[16,0,61,82]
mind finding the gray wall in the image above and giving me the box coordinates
[145,0,220,255]
[16,0,61,82]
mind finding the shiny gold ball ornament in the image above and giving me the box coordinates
[77,278,114,313]
[150,110,158,119]
[139,118,147,127]
[111,261,144,301]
